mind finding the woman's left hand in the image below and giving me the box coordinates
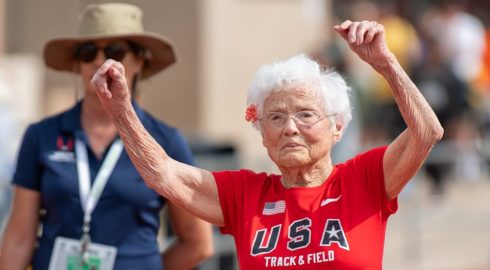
[334,20,391,68]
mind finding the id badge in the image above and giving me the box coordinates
[48,236,117,270]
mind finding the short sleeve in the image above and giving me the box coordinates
[213,170,241,235]
[12,124,42,191]
[212,169,264,236]
[352,146,398,218]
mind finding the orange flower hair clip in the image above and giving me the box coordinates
[245,104,258,123]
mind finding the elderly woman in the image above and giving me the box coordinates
[0,3,212,270]
[93,20,443,269]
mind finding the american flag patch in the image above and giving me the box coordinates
[262,200,286,215]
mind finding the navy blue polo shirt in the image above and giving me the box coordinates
[12,101,195,270]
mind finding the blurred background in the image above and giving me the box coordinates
[0,0,489,269]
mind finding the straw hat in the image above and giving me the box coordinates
[43,2,176,79]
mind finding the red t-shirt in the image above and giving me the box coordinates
[213,146,397,269]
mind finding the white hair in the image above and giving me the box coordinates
[247,54,352,133]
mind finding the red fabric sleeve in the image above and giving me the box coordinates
[213,170,240,235]
[213,169,271,235]
[350,146,398,219]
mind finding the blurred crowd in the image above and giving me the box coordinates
[0,67,21,233]
[315,0,490,196]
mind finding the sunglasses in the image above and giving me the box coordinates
[74,42,142,63]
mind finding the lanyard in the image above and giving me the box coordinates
[76,138,124,224]
[75,138,124,263]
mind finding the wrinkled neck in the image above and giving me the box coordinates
[279,156,333,188]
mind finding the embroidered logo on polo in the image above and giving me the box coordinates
[56,136,74,151]
[48,135,76,162]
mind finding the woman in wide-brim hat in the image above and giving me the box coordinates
[0,3,213,270]
[43,2,176,79]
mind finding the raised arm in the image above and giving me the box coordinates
[91,60,224,226]
[335,20,444,200]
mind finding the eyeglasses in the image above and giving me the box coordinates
[74,42,141,63]
[259,111,335,129]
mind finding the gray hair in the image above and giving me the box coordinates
[247,54,352,133]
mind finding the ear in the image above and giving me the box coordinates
[332,122,343,144]
[261,129,267,147]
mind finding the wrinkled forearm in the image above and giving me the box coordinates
[111,104,182,200]
[373,53,444,145]
[111,103,224,225]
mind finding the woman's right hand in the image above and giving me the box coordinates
[334,20,392,71]
[91,59,132,118]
